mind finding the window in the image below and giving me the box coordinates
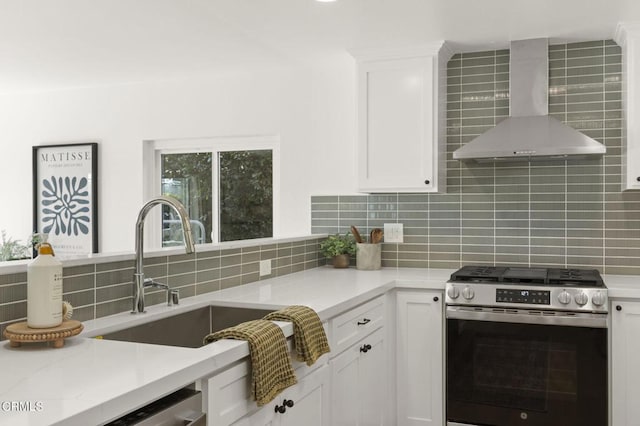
[144,136,279,247]
[218,150,273,242]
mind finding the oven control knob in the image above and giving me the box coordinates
[447,286,460,299]
[462,286,475,300]
[558,290,571,305]
[592,291,606,307]
[574,292,589,306]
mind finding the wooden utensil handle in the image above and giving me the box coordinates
[351,226,364,243]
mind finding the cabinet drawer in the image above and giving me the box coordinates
[330,295,386,356]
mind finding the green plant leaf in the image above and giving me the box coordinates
[320,233,357,258]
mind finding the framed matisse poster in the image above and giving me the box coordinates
[33,143,98,258]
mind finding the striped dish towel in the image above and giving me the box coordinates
[264,305,330,366]
[203,319,297,406]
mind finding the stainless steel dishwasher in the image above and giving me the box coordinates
[105,387,205,425]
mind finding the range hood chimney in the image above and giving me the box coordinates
[452,38,606,162]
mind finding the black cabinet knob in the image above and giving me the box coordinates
[616,305,622,311]
[360,344,372,353]
[636,177,640,182]
[275,399,294,413]
[424,179,430,185]
[433,296,439,302]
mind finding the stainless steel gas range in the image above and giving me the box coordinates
[445,266,608,426]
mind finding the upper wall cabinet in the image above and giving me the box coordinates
[351,42,452,193]
[616,23,640,190]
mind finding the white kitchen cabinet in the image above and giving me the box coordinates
[204,295,394,426]
[611,300,640,426]
[330,294,385,354]
[205,359,254,425]
[238,365,330,426]
[204,334,329,426]
[330,327,387,426]
[329,295,390,425]
[351,43,452,193]
[615,23,640,190]
[395,290,443,426]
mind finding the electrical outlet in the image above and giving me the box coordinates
[384,223,404,243]
[259,259,272,276]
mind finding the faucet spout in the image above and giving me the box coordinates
[133,196,195,313]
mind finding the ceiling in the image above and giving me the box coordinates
[1,0,639,93]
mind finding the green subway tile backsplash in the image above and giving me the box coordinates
[0,236,325,335]
[312,39,640,274]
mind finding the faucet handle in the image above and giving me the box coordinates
[168,289,180,306]
[144,278,169,290]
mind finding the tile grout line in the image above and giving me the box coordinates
[92,263,97,321]
[564,44,569,269]
[528,162,531,268]
[602,42,608,273]
[493,49,497,267]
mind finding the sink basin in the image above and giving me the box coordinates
[100,305,274,348]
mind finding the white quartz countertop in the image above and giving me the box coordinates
[2,266,638,425]
[0,266,451,426]
[603,273,640,298]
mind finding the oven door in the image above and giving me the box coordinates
[446,307,607,426]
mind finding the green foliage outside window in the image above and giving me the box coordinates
[162,152,213,244]
[161,149,273,244]
[220,150,273,242]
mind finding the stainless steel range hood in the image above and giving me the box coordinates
[452,38,606,162]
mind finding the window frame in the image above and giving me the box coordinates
[143,135,280,248]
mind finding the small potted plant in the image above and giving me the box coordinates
[320,233,357,268]
[0,231,35,261]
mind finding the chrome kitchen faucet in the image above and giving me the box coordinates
[132,196,196,313]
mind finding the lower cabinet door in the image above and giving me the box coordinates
[396,290,443,426]
[241,364,330,426]
[611,300,640,426]
[207,360,255,426]
[240,404,275,426]
[279,364,328,426]
[331,327,387,426]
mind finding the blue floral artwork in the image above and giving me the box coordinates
[41,176,91,236]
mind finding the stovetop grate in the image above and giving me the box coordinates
[450,265,604,287]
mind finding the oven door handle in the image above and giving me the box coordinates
[446,306,608,328]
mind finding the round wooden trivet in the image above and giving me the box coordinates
[3,320,83,348]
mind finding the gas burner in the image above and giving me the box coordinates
[450,266,506,283]
[547,268,604,287]
[449,266,604,288]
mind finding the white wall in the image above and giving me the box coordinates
[0,53,357,254]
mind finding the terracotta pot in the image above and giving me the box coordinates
[332,254,351,268]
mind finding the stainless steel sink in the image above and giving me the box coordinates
[100,305,274,348]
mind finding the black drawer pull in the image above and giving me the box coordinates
[433,296,439,302]
[616,305,622,311]
[357,318,371,326]
[360,344,372,353]
[275,399,294,413]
